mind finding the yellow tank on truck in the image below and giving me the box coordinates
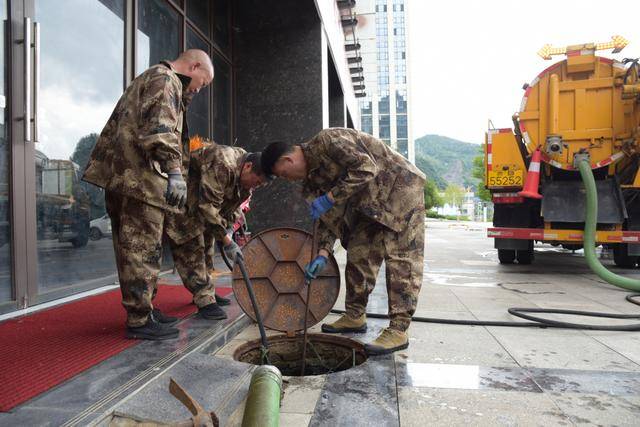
[485,36,640,267]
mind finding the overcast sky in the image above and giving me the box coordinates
[407,0,640,144]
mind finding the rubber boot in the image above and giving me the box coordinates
[364,328,409,355]
[126,316,179,341]
[321,313,367,333]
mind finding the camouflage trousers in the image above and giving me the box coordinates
[167,233,216,308]
[344,208,425,332]
[203,225,216,271]
[106,192,214,327]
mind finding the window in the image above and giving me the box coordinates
[396,90,407,113]
[359,98,372,115]
[379,115,391,139]
[379,90,390,114]
[361,116,373,134]
[397,115,408,138]
[212,54,232,145]
[213,0,231,54]
[187,0,211,38]
[186,27,211,139]
[397,139,409,158]
[136,0,181,74]
[35,0,125,294]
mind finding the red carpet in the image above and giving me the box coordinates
[0,284,233,412]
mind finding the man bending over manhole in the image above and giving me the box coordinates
[260,128,426,355]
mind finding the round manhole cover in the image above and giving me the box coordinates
[232,228,341,333]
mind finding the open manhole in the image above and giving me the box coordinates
[234,333,368,376]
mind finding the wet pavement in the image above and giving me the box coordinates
[4,219,640,426]
[219,219,640,426]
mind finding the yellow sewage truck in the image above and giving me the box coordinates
[486,36,640,266]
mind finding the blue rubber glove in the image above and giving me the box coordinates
[305,256,328,281]
[309,194,334,220]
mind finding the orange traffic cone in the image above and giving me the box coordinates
[518,148,543,199]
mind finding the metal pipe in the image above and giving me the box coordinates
[237,258,270,364]
[23,17,31,143]
[241,365,282,427]
[549,73,560,135]
[300,220,318,375]
[32,22,40,143]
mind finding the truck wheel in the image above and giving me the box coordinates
[89,227,102,241]
[516,249,534,265]
[498,249,516,264]
[613,244,637,268]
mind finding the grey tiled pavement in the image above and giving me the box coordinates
[219,220,640,426]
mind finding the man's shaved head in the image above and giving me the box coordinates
[178,49,214,76]
[171,49,214,94]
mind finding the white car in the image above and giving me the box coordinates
[89,214,112,241]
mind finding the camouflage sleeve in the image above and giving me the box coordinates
[198,164,231,241]
[226,206,243,229]
[137,74,183,172]
[317,220,337,254]
[321,132,378,204]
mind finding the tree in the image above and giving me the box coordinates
[424,180,443,211]
[444,184,465,210]
[472,146,491,202]
[71,133,99,171]
[70,133,105,219]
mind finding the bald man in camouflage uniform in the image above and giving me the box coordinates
[261,128,426,355]
[83,50,214,340]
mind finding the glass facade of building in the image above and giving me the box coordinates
[0,0,233,314]
[357,0,413,162]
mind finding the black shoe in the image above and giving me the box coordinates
[152,308,178,324]
[215,293,231,306]
[199,303,228,320]
[126,317,179,340]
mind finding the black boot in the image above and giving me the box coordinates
[152,308,178,324]
[215,293,231,306]
[198,303,227,320]
[126,316,179,340]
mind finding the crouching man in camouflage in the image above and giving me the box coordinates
[261,128,426,355]
[83,50,213,340]
[180,141,268,283]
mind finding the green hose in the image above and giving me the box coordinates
[241,365,282,427]
[578,159,640,291]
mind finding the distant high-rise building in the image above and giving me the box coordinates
[355,0,413,163]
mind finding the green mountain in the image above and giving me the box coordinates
[414,134,481,189]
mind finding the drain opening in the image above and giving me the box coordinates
[234,333,368,376]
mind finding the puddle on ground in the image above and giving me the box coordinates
[401,363,481,389]
[426,273,497,288]
[460,260,498,266]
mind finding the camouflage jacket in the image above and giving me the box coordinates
[82,61,189,211]
[300,128,426,252]
[185,142,251,242]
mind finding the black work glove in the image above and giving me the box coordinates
[223,241,244,265]
[166,171,187,209]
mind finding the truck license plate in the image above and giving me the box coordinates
[488,170,524,187]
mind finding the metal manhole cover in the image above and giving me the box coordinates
[232,227,340,333]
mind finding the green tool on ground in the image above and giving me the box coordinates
[241,365,282,427]
[236,257,271,365]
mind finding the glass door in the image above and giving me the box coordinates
[0,0,13,309]
[24,0,125,304]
